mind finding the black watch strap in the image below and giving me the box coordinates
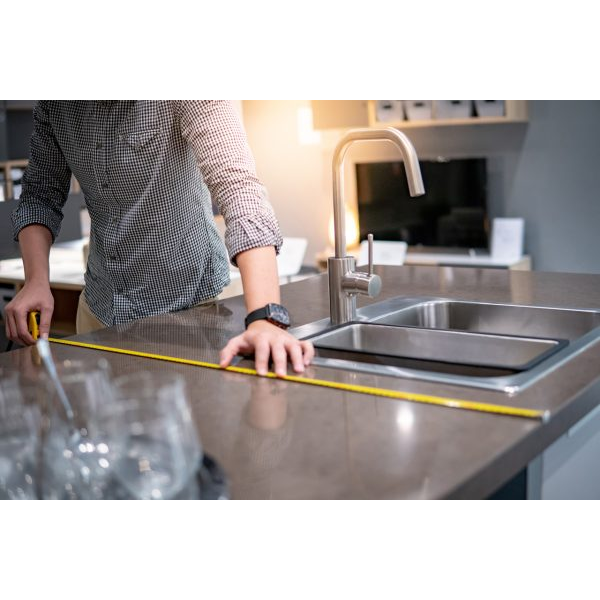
[244,303,290,330]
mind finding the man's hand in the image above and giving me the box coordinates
[219,320,314,377]
[4,281,54,345]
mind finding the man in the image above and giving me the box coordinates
[5,100,313,376]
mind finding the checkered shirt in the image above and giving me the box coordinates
[12,101,282,325]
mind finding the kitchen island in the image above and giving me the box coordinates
[3,265,600,499]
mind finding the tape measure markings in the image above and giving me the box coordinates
[46,336,548,421]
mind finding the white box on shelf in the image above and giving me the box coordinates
[433,100,473,120]
[474,100,505,118]
[490,218,525,261]
[375,100,404,122]
[403,100,432,121]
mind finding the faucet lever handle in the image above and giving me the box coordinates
[367,233,374,276]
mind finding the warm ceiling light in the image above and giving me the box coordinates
[297,106,321,146]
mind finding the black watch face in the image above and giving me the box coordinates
[267,303,290,327]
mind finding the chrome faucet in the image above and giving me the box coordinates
[328,128,425,324]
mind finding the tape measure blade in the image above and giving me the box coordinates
[47,337,546,421]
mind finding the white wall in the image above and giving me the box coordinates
[242,101,334,264]
[497,101,600,273]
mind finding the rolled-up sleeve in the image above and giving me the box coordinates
[176,100,282,265]
[11,101,72,242]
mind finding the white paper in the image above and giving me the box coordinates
[490,218,525,261]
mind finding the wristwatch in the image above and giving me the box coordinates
[244,303,291,330]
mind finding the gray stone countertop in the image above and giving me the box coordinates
[3,265,600,498]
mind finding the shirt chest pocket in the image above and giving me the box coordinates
[121,128,161,150]
[112,128,165,196]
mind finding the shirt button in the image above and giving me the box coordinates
[112,217,118,224]
[109,254,117,260]
[96,142,103,150]
[101,182,109,189]
[116,287,124,294]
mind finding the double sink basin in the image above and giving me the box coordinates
[291,297,600,394]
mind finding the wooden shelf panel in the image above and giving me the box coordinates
[367,100,528,129]
[369,116,528,129]
[309,100,528,131]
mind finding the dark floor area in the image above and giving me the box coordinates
[487,468,527,499]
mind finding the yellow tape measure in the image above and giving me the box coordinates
[28,311,40,341]
[28,311,548,421]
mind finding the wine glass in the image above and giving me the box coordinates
[111,371,202,500]
[0,370,39,500]
[41,358,118,500]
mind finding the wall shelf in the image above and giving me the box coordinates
[0,158,28,201]
[367,100,528,129]
[310,100,528,130]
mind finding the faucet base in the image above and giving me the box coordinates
[328,256,358,325]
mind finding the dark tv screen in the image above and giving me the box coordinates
[356,158,489,249]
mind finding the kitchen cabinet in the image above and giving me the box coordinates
[527,382,600,499]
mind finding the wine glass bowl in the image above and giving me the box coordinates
[111,371,202,500]
[40,358,119,499]
[2,361,203,500]
[0,371,39,500]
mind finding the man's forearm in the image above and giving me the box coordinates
[220,245,314,376]
[235,246,280,313]
[18,224,53,284]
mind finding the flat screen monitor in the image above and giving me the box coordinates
[355,158,489,250]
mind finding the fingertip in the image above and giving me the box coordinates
[302,349,312,366]
[292,361,305,374]
[21,331,34,346]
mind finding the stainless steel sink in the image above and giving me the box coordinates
[308,323,566,372]
[291,297,600,394]
[368,299,600,341]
